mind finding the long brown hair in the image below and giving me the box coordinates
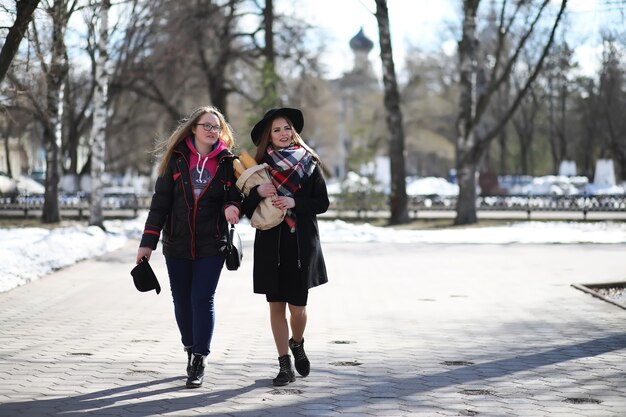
[155,106,235,176]
[253,116,322,166]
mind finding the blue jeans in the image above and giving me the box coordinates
[165,256,224,356]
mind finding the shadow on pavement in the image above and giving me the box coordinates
[0,333,624,416]
[0,376,268,417]
[223,333,626,416]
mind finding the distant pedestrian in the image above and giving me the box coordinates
[136,106,242,388]
[243,107,329,386]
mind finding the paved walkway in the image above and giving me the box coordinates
[0,238,625,416]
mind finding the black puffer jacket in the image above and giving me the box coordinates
[243,166,329,294]
[140,142,242,259]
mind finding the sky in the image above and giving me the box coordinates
[29,0,625,82]
[2,212,626,293]
[287,0,626,79]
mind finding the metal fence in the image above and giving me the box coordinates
[0,193,153,219]
[1,192,624,220]
[330,193,626,220]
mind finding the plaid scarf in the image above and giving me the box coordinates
[264,145,317,232]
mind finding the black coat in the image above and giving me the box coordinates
[140,142,242,259]
[243,166,329,294]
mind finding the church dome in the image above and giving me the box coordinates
[349,27,374,52]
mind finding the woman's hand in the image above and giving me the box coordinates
[257,183,277,198]
[225,205,240,224]
[137,247,153,264]
[272,196,294,210]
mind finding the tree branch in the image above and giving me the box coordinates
[474,0,550,126]
[479,0,568,154]
[0,0,40,83]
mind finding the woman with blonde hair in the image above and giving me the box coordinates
[137,106,242,388]
[244,107,329,386]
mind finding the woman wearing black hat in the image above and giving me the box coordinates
[136,106,242,388]
[244,107,329,386]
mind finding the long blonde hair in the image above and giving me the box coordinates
[155,106,235,176]
[253,116,322,166]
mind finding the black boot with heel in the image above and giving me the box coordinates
[184,347,192,377]
[289,338,310,377]
[272,354,296,386]
[186,354,205,388]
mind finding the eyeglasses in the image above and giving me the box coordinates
[195,123,221,133]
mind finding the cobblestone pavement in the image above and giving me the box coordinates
[0,239,624,417]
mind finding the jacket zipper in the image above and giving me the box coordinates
[215,157,231,241]
[276,223,302,269]
[191,155,231,257]
[176,156,196,260]
[276,227,281,267]
[191,198,198,259]
[295,226,302,269]
[174,147,234,259]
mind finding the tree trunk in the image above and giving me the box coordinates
[0,0,40,84]
[513,89,539,175]
[547,76,560,172]
[42,124,61,223]
[375,0,409,225]
[558,82,568,161]
[456,161,478,224]
[498,129,507,174]
[89,0,110,229]
[261,0,279,108]
[455,0,567,224]
[455,0,479,225]
[42,0,69,224]
[2,132,12,177]
[208,72,228,116]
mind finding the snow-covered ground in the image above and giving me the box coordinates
[1,212,626,293]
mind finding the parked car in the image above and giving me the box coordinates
[17,175,45,195]
[0,172,18,201]
[29,171,46,185]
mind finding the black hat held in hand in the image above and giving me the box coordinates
[131,257,161,294]
[250,107,304,146]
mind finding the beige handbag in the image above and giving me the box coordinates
[236,163,286,230]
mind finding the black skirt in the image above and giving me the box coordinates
[265,222,309,306]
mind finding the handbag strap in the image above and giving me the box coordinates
[222,158,235,250]
[226,224,235,250]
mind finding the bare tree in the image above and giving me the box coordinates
[0,109,18,177]
[542,40,575,172]
[598,34,626,181]
[260,0,279,109]
[9,0,80,223]
[375,0,409,224]
[0,0,40,85]
[188,0,246,116]
[109,0,194,127]
[455,0,567,225]
[62,67,95,176]
[231,0,323,113]
[573,76,600,179]
[511,86,539,174]
[111,0,249,122]
[89,0,110,228]
[39,0,75,223]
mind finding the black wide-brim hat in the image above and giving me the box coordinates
[250,107,304,146]
[131,257,161,294]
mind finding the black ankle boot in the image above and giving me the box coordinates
[184,347,192,377]
[272,354,296,387]
[289,338,310,377]
[186,354,205,388]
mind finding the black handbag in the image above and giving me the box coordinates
[225,224,242,271]
[223,170,243,271]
